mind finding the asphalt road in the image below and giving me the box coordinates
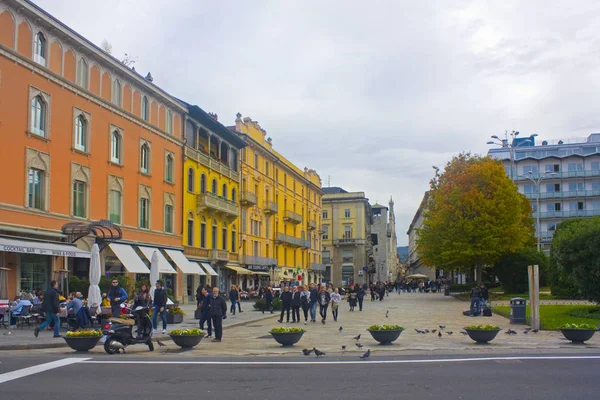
[0,353,599,399]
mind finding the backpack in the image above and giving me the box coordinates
[482,307,492,317]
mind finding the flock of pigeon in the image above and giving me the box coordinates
[302,332,371,360]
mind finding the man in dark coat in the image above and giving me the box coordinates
[356,285,365,311]
[291,286,301,323]
[199,287,212,338]
[34,280,61,338]
[278,286,292,323]
[107,278,128,319]
[152,280,168,334]
[209,287,227,342]
[309,283,318,322]
[263,287,273,314]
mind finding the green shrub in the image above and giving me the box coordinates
[99,276,133,297]
[464,324,500,331]
[560,323,595,330]
[493,247,548,294]
[253,298,282,311]
[270,327,306,333]
[368,324,404,331]
[170,328,203,336]
[69,276,90,297]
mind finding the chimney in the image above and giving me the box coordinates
[145,72,153,82]
[208,112,218,121]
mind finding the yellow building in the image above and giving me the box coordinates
[181,106,248,298]
[232,113,325,287]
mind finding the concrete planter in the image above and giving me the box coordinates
[170,334,203,349]
[464,329,500,344]
[167,313,183,324]
[63,336,101,352]
[367,329,404,345]
[270,331,305,346]
[560,329,595,344]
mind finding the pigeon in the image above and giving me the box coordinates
[355,342,364,349]
[446,331,453,335]
[460,331,468,335]
[314,348,326,358]
[339,326,343,333]
[531,329,539,333]
[505,329,517,335]
[523,330,529,334]
[439,325,446,330]
[156,340,166,347]
[111,341,126,353]
[341,345,347,351]
[353,334,361,341]
[438,331,442,338]
[424,329,430,333]
[359,349,371,360]
[302,348,313,356]
[431,329,437,333]
[415,329,423,334]
[385,310,389,318]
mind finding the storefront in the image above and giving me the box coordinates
[245,265,271,290]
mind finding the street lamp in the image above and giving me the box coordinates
[518,170,556,251]
[487,131,537,180]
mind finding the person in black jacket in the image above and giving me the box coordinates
[317,286,331,324]
[309,283,318,322]
[152,280,168,334]
[291,286,301,323]
[278,286,292,323]
[209,287,227,342]
[229,285,239,315]
[263,287,274,314]
[198,287,212,338]
[479,284,489,308]
[356,285,365,311]
[34,280,61,338]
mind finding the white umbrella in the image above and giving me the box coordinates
[87,244,102,316]
[149,251,159,302]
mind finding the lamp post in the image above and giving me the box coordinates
[518,171,556,251]
[487,131,537,180]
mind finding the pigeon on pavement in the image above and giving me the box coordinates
[353,334,361,341]
[314,348,326,358]
[438,331,442,338]
[156,340,166,347]
[439,325,446,330]
[339,326,343,333]
[446,331,453,335]
[341,345,347,351]
[359,349,371,360]
[431,329,437,333]
[355,342,364,349]
[302,348,313,356]
[385,310,389,318]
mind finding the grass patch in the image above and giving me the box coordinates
[492,305,600,330]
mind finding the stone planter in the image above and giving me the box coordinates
[170,334,203,349]
[167,313,183,324]
[560,329,596,344]
[464,329,501,344]
[367,329,404,345]
[270,331,305,346]
[63,336,101,352]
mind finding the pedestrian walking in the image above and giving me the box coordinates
[263,287,274,314]
[318,286,331,324]
[291,286,301,323]
[356,285,365,311]
[199,287,212,338]
[229,285,239,315]
[309,283,318,323]
[300,286,310,324]
[278,286,292,323]
[34,280,61,338]
[209,287,227,342]
[107,278,128,319]
[348,286,357,311]
[331,288,341,322]
[152,280,168,334]
[133,283,151,308]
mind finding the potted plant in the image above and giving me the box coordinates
[269,327,306,346]
[560,323,596,344]
[63,329,102,352]
[464,324,501,344]
[167,307,185,324]
[367,324,404,345]
[170,328,204,349]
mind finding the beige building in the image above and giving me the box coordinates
[406,191,436,279]
[321,187,372,286]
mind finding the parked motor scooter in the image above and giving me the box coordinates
[102,306,154,354]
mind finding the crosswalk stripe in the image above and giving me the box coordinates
[0,358,90,384]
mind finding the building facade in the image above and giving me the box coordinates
[0,0,188,300]
[232,114,325,287]
[488,133,600,249]
[321,188,372,287]
[371,198,400,282]
[406,192,436,279]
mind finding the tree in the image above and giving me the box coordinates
[494,247,548,293]
[417,153,535,283]
[549,217,600,304]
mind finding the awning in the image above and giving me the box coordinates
[225,265,254,275]
[164,249,205,275]
[200,262,218,276]
[252,271,271,276]
[0,236,90,258]
[108,243,149,274]
[137,246,177,274]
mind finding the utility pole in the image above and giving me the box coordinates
[528,265,540,330]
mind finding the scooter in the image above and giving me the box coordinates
[102,306,154,354]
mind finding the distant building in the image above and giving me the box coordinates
[406,192,436,279]
[370,198,399,282]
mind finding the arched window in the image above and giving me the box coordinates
[231,188,237,202]
[74,115,87,152]
[200,174,206,194]
[140,143,150,173]
[166,110,173,134]
[200,216,207,248]
[231,225,237,252]
[34,32,46,66]
[112,79,122,106]
[165,154,174,183]
[141,96,149,121]
[222,184,227,199]
[212,179,217,194]
[187,168,195,192]
[187,212,194,246]
[30,96,46,137]
[111,130,121,164]
[76,58,88,89]
[211,219,218,249]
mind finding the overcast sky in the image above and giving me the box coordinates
[33,0,600,245]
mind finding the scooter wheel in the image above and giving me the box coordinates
[147,340,154,351]
[104,338,120,355]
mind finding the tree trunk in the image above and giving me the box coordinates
[475,258,483,284]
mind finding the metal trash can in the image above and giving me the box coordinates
[510,297,526,324]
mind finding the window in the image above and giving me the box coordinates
[187,168,195,192]
[74,115,87,152]
[200,174,206,193]
[212,221,217,249]
[568,182,584,191]
[108,190,122,224]
[140,143,150,173]
[265,161,269,176]
[112,79,121,106]
[111,130,122,164]
[164,205,174,233]
[254,153,258,169]
[231,188,236,202]
[546,183,560,192]
[554,203,561,211]
[570,201,584,211]
[593,181,600,190]
[371,233,378,245]
[212,179,217,194]
[523,185,535,193]
[522,165,538,174]
[165,153,174,183]
[344,209,351,218]
[322,225,329,240]
[28,169,44,210]
[187,218,194,245]
[242,210,247,233]
[30,95,46,137]
[76,58,88,89]
[139,198,150,229]
[141,96,149,121]
[222,227,227,251]
[165,111,173,134]
[548,223,557,231]
[591,161,599,170]
[200,220,206,248]
[545,164,560,172]
[568,163,583,171]
[72,180,87,218]
[222,184,227,199]
[265,217,270,238]
[34,32,46,66]
[231,229,236,252]
[322,210,328,219]
[344,225,352,238]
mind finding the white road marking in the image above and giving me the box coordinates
[0,357,90,384]
[82,355,600,366]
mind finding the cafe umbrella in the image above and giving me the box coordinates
[87,243,102,316]
[149,251,159,302]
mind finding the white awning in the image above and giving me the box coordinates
[108,243,149,274]
[0,236,90,258]
[252,271,271,276]
[164,249,205,275]
[137,246,177,274]
[225,265,254,275]
[200,262,218,276]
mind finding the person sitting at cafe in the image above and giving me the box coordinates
[101,293,110,307]
[10,295,33,327]
[66,292,83,316]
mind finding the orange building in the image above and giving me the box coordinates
[0,0,190,300]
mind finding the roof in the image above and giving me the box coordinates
[371,203,388,209]
[182,103,247,149]
[322,187,348,194]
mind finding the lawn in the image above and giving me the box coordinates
[493,305,600,330]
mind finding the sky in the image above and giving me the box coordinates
[32,0,600,245]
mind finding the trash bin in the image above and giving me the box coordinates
[510,297,526,324]
[444,287,450,296]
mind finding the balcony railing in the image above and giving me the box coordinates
[241,255,277,266]
[333,237,365,246]
[210,249,229,262]
[185,146,239,182]
[342,256,353,263]
[197,192,239,218]
[241,191,257,206]
[322,257,331,264]
[515,169,600,181]
[534,209,600,219]
[524,189,600,199]
[310,263,326,271]
[284,210,303,224]
[307,220,317,230]
[275,233,308,248]
[264,200,278,214]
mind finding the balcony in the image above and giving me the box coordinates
[322,256,331,264]
[307,220,317,231]
[524,189,600,200]
[241,191,257,206]
[197,192,239,219]
[210,249,229,262]
[534,209,600,219]
[185,146,239,182]
[276,233,308,248]
[342,256,353,263]
[241,255,277,266]
[264,200,278,215]
[284,210,303,224]
[515,169,600,181]
[334,237,365,246]
[310,263,326,271]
